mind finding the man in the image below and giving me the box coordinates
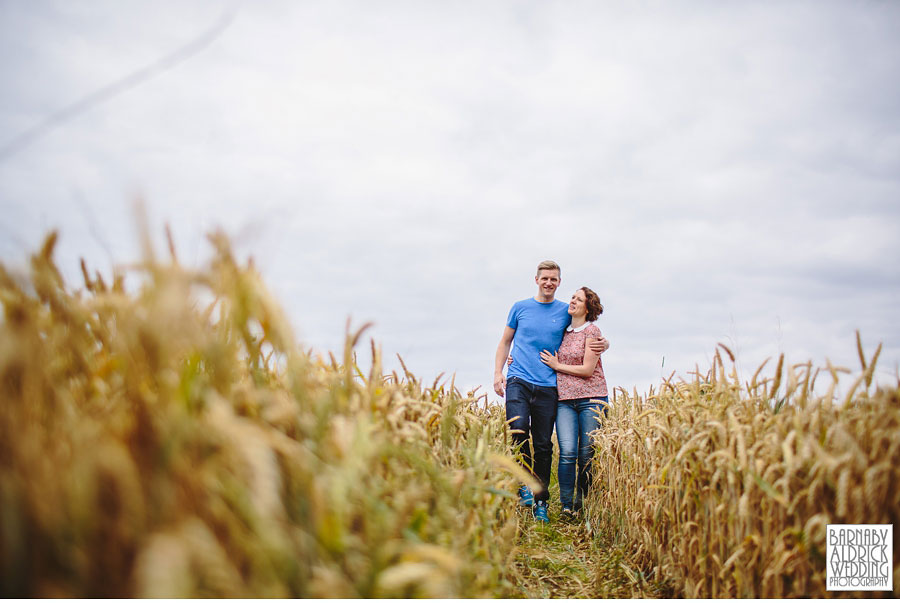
[493,260,608,522]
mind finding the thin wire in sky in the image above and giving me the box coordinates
[0,7,238,164]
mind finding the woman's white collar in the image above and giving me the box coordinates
[566,322,591,333]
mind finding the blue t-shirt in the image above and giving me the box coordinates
[506,298,571,387]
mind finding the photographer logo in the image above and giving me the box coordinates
[826,524,892,591]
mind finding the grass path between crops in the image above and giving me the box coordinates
[509,487,673,598]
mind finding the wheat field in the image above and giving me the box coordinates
[588,342,899,597]
[0,231,529,597]
[1,231,897,597]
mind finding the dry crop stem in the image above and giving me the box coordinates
[586,341,900,598]
[0,232,522,597]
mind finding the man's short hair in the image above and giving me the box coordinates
[536,260,560,276]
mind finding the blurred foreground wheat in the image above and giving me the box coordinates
[587,343,900,598]
[0,231,524,597]
[4,230,898,598]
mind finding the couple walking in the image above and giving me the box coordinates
[493,260,609,523]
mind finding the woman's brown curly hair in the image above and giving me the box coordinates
[580,286,604,322]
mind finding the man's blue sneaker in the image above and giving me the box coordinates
[518,485,534,507]
[533,501,550,523]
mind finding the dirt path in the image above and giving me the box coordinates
[511,505,671,599]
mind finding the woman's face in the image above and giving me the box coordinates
[568,289,587,318]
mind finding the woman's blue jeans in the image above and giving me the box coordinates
[556,396,608,510]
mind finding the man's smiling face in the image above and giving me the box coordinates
[535,269,560,300]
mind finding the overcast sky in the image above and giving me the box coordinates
[1,0,899,401]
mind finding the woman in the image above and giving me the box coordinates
[539,286,608,519]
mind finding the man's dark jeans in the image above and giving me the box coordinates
[505,376,558,503]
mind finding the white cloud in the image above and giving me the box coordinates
[1,0,899,398]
